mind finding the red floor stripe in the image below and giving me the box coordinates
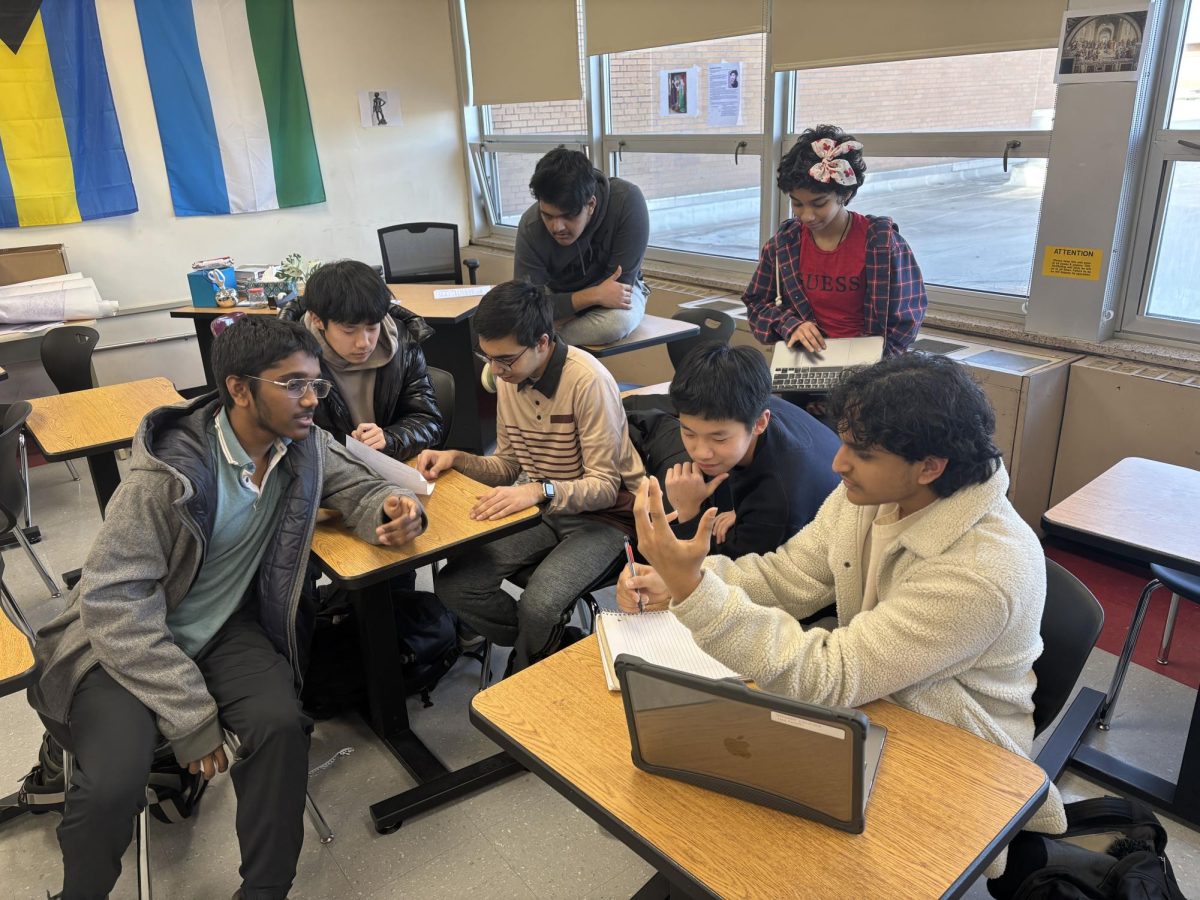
[1045,542,1199,689]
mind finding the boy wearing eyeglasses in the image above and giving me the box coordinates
[416,281,645,673]
[278,259,443,458]
[28,317,425,900]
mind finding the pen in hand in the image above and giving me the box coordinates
[623,535,644,613]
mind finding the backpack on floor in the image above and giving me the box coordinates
[301,587,460,719]
[18,731,208,824]
[986,796,1188,900]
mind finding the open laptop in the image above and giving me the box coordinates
[769,335,885,394]
[615,655,886,834]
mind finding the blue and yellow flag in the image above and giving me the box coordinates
[0,0,137,227]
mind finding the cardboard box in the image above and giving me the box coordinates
[187,267,236,307]
[0,244,70,287]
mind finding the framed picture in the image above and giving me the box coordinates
[1055,4,1150,84]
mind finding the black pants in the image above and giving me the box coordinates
[42,610,313,900]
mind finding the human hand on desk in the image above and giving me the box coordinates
[414,448,458,480]
[616,563,671,613]
[787,321,826,353]
[352,422,387,450]
[377,495,423,545]
[634,477,712,603]
[470,483,541,521]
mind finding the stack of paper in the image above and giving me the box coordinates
[596,610,742,692]
[0,273,116,324]
[344,436,435,496]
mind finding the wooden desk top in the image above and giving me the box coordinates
[310,468,538,589]
[1043,457,1200,574]
[0,608,35,697]
[170,305,277,318]
[26,377,185,460]
[388,283,489,324]
[472,637,1048,900]
[582,316,699,359]
[620,381,670,398]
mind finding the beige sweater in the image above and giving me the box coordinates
[671,465,1066,874]
[455,342,644,515]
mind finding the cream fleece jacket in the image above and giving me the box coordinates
[670,465,1066,875]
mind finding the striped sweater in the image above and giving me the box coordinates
[455,341,645,516]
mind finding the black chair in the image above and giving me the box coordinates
[0,402,61,599]
[40,325,101,484]
[1031,558,1106,781]
[1149,565,1199,666]
[377,223,480,285]
[667,308,736,372]
[426,367,455,451]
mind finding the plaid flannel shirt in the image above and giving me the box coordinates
[742,215,927,357]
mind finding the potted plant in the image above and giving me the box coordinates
[278,253,322,296]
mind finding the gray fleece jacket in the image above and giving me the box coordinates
[27,395,416,765]
[513,170,650,321]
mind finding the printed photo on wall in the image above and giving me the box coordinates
[1055,4,1149,83]
[358,90,401,127]
[708,63,743,127]
[659,66,700,117]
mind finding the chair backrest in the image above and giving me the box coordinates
[378,223,463,285]
[0,402,33,536]
[667,308,737,371]
[1032,558,1105,738]
[426,367,454,450]
[40,325,100,394]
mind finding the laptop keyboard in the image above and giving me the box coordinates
[771,366,848,393]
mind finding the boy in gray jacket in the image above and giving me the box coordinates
[514,148,650,345]
[28,316,425,900]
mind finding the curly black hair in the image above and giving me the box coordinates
[529,148,597,217]
[669,344,771,428]
[826,353,1001,498]
[777,124,867,204]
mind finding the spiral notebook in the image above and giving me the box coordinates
[595,611,742,692]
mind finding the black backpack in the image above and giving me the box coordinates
[301,587,460,718]
[987,797,1189,900]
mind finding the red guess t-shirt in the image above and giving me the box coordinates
[798,212,868,338]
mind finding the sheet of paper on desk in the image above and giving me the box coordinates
[344,436,435,496]
[432,285,491,299]
[596,611,741,691]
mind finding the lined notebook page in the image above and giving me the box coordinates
[596,611,741,691]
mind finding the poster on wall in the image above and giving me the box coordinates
[1055,4,1149,83]
[659,66,700,117]
[707,63,743,127]
[359,90,401,127]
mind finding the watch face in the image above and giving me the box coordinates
[543,481,555,499]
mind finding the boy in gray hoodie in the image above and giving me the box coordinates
[514,148,650,345]
[28,316,425,900]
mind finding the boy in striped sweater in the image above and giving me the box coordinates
[417,282,645,673]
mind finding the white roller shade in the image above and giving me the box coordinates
[586,0,767,56]
[465,0,581,105]
[772,0,1068,71]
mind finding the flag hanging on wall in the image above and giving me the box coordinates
[134,0,325,217]
[0,0,138,228]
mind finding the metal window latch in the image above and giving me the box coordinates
[617,140,626,162]
[1177,139,1200,151]
[734,140,748,165]
[1003,139,1022,173]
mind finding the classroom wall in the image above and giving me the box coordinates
[0,0,470,316]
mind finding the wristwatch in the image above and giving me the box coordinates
[538,479,556,504]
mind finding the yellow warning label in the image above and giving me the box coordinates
[1042,246,1103,281]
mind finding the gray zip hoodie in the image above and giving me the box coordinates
[514,169,650,321]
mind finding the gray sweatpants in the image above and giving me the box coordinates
[555,283,648,346]
[42,609,312,900]
[434,513,627,671]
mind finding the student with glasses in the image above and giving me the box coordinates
[27,316,426,900]
[416,281,645,673]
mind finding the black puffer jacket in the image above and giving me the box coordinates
[279,299,444,458]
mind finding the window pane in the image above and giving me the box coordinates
[792,50,1057,133]
[619,152,760,259]
[1145,161,1200,323]
[1169,2,1200,127]
[488,152,541,225]
[608,35,765,135]
[848,157,1047,296]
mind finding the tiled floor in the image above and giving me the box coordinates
[1,460,1198,899]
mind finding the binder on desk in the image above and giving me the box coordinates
[595,611,742,692]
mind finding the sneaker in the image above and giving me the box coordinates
[456,622,486,651]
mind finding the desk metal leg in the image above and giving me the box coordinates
[352,584,522,834]
[86,452,122,518]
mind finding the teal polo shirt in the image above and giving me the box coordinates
[166,408,291,657]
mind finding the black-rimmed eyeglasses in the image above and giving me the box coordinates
[473,345,531,371]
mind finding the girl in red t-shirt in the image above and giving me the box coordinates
[742,125,927,357]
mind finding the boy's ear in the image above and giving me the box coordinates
[751,408,771,436]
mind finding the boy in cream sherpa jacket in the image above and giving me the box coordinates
[619,354,1067,876]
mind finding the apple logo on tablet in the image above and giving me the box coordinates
[724,735,751,758]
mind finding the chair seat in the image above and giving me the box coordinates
[1149,564,1200,602]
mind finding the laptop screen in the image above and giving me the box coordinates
[623,668,859,823]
